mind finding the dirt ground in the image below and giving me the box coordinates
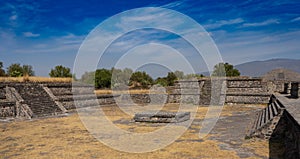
[0,104,268,159]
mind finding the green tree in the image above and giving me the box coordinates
[212,62,240,77]
[49,65,72,77]
[155,77,168,87]
[7,63,24,77]
[184,73,204,79]
[174,70,184,79]
[166,72,177,86]
[129,71,153,88]
[154,72,180,87]
[95,68,112,89]
[22,65,35,76]
[111,67,133,88]
[80,71,95,84]
[0,62,5,76]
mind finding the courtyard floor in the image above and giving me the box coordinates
[0,104,269,159]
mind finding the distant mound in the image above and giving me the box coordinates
[235,59,300,77]
[262,68,300,82]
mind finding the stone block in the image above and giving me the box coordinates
[291,82,299,98]
[134,112,190,123]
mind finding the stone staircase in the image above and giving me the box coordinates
[13,83,62,117]
[0,84,16,118]
[0,84,6,100]
[45,83,116,111]
[246,95,285,139]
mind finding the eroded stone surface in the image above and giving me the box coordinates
[134,112,190,123]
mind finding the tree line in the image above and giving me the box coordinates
[0,61,240,89]
[80,67,210,89]
[0,62,72,78]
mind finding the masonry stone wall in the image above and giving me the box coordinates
[246,95,285,139]
[280,111,300,158]
[0,84,17,118]
[269,103,300,158]
[0,77,279,119]
[0,102,16,118]
[247,94,300,158]
[169,77,271,105]
[291,82,299,98]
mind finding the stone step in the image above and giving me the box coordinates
[250,111,260,134]
[58,94,116,102]
[275,100,284,109]
[226,87,266,93]
[260,108,266,128]
[271,102,279,116]
[256,109,263,130]
[0,101,16,107]
[264,107,267,125]
[49,87,95,96]
[269,104,274,120]
[266,104,271,121]
[13,84,62,117]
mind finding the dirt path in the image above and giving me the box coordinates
[209,109,268,158]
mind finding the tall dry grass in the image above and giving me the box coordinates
[0,76,72,83]
[94,89,151,94]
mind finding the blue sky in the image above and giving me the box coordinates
[0,0,299,77]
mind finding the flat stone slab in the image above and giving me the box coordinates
[133,112,190,123]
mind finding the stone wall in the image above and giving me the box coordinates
[5,86,33,119]
[169,77,271,105]
[44,83,116,111]
[279,111,300,158]
[247,93,300,158]
[269,99,300,158]
[226,78,271,104]
[291,82,299,98]
[0,102,16,118]
[0,84,17,118]
[117,94,168,105]
[246,95,285,139]
[0,77,280,119]
[0,84,6,99]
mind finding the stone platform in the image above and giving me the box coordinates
[133,112,190,123]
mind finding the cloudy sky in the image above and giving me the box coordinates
[0,0,299,77]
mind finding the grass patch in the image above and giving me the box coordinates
[0,76,72,83]
[94,89,169,95]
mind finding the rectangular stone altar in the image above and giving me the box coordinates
[133,112,190,123]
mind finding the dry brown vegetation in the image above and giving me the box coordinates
[94,89,168,95]
[0,76,72,83]
[0,104,269,159]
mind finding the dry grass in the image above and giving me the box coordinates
[0,104,268,159]
[94,89,164,95]
[242,138,269,157]
[0,76,72,83]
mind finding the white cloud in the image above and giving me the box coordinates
[291,17,300,22]
[214,30,300,64]
[242,19,279,27]
[9,14,17,21]
[114,43,195,74]
[23,32,40,37]
[161,1,185,9]
[203,18,244,29]
[14,33,84,53]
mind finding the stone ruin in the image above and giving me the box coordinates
[246,84,300,158]
[133,112,190,123]
[0,76,299,157]
[0,77,276,119]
